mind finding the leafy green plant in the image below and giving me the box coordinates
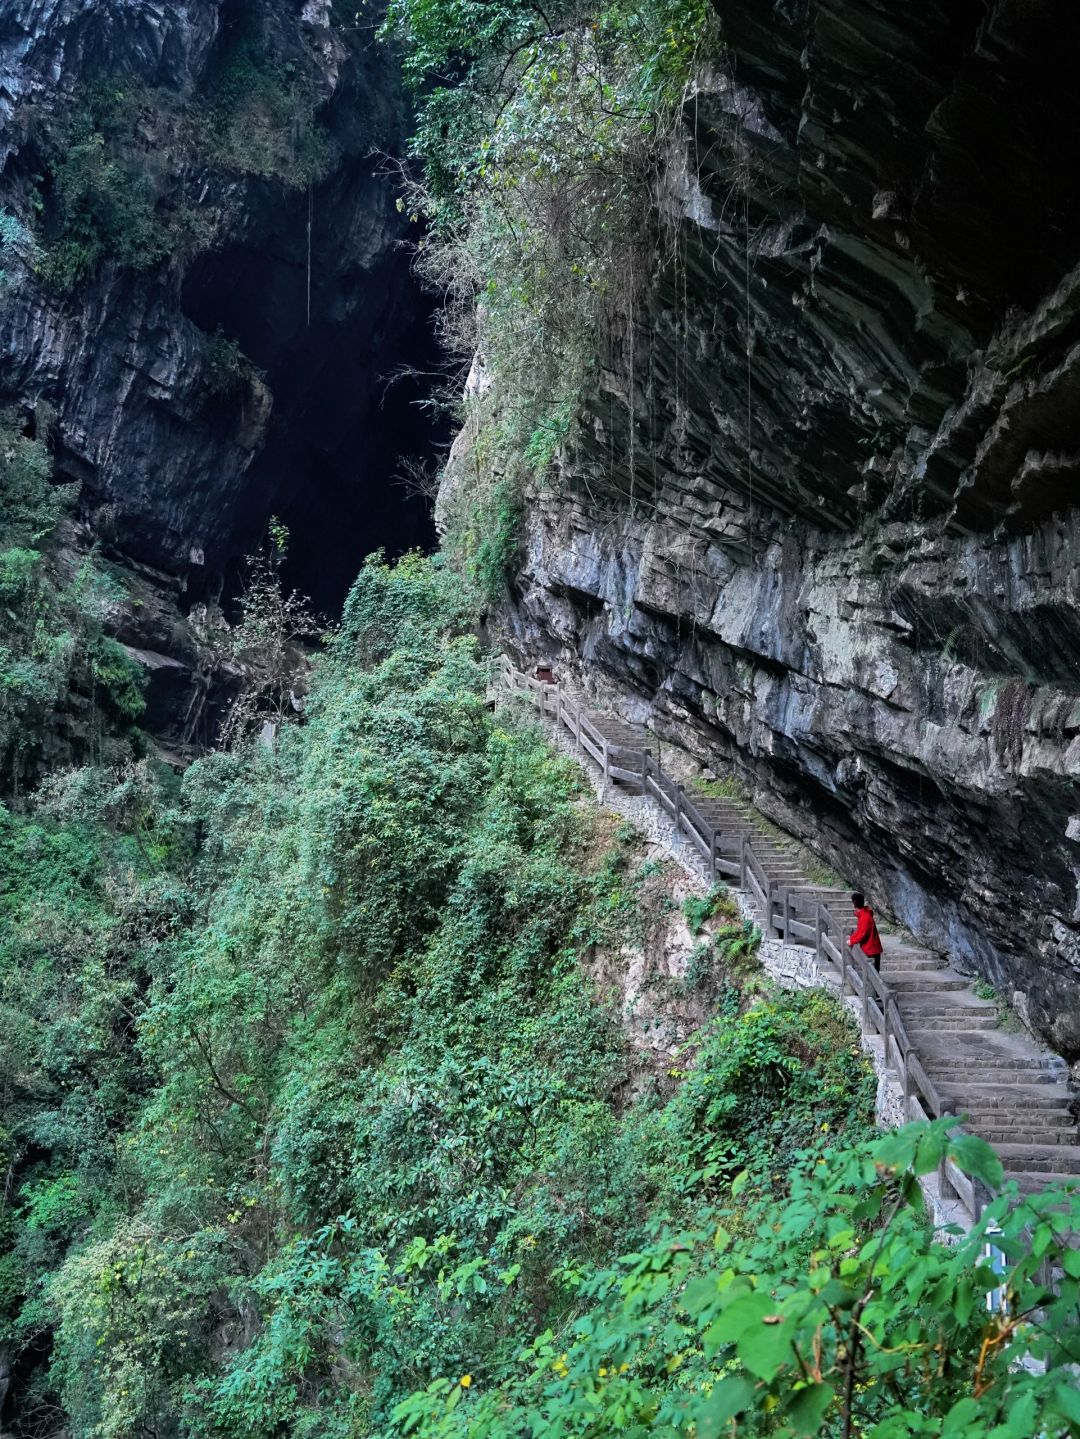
[204,3,333,185]
[394,1121,1080,1439]
[0,553,884,1436]
[0,411,145,772]
[37,81,208,289]
[682,885,734,936]
[383,0,717,586]
[204,326,263,397]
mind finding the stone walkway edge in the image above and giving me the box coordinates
[497,663,1080,1239]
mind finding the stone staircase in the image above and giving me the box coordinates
[502,662,1080,1210]
[730,813,1080,1200]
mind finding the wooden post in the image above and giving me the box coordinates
[767,877,778,937]
[740,835,748,888]
[555,686,562,731]
[674,783,683,839]
[901,1043,910,1117]
[782,888,791,944]
[882,990,891,1065]
[815,903,823,967]
[575,708,582,752]
[839,918,849,996]
[640,748,649,796]
[709,826,718,881]
[602,739,610,787]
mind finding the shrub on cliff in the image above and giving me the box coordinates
[0,412,146,773]
[381,0,716,599]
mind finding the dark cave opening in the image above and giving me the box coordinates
[180,161,447,617]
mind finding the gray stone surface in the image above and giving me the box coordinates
[479,1,1080,1062]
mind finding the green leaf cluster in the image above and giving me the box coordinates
[0,411,146,773]
[394,1121,1080,1439]
[382,0,717,598]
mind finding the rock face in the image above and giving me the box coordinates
[492,0,1080,1058]
[0,0,435,751]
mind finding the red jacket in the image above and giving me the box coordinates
[849,906,883,958]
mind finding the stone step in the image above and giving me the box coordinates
[907,1017,1002,1033]
[939,1084,1075,1111]
[901,1007,999,1024]
[704,822,786,839]
[898,995,997,1013]
[963,1103,1079,1126]
[995,1143,1080,1173]
[975,1122,1080,1145]
[936,1075,1067,1093]
[885,973,970,993]
[929,1068,1067,1089]
[1010,1171,1080,1196]
[881,960,948,974]
[981,1130,1080,1148]
[924,1052,1067,1075]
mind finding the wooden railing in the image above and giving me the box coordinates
[500,659,982,1220]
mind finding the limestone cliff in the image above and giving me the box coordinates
[0,0,434,758]
[487,0,1080,1058]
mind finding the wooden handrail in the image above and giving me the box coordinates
[499,657,986,1224]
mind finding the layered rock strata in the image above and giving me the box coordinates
[489,0,1080,1058]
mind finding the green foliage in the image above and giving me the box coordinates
[383,0,716,588]
[0,411,75,545]
[0,411,146,772]
[204,327,263,397]
[379,0,720,626]
[90,636,147,722]
[38,80,210,290]
[457,473,523,605]
[216,533,320,746]
[0,552,883,1437]
[682,885,731,936]
[393,1120,1080,1439]
[204,3,333,185]
[0,770,186,1372]
[33,33,332,289]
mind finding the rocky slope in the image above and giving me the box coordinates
[0,0,434,759]
[490,0,1080,1059]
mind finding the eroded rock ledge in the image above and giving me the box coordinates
[490,0,1080,1058]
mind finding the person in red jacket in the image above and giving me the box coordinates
[847,892,883,971]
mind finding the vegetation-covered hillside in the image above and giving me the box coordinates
[1,554,886,1435]
[3,0,1080,1431]
[3,555,1080,1436]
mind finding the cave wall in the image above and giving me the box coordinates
[0,0,436,748]
[490,0,1080,1058]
